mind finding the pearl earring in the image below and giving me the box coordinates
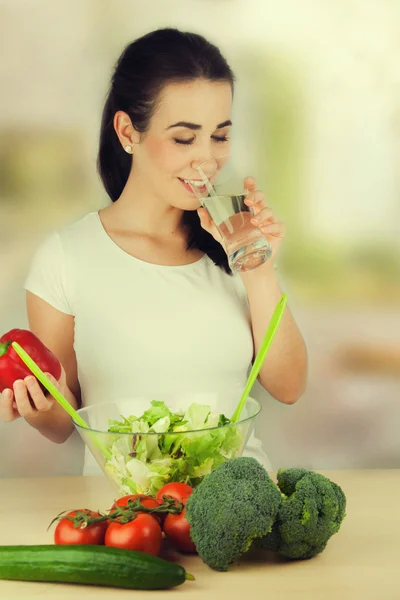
[125,145,132,153]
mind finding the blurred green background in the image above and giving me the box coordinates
[1,0,399,476]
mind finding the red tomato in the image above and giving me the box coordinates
[54,510,108,545]
[156,482,193,506]
[163,508,197,553]
[105,513,163,556]
[112,494,160,511]
[111,494,162,525]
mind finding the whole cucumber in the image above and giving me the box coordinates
[0,544,195,590]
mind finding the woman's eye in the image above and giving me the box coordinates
[173,135,229,145]
[173,138,195,145]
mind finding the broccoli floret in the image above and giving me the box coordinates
[185,457,282,571]
[256,468,346,559]
[257,520,281,553]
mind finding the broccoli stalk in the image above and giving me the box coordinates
[185,457,282,571]
[256,468,347,559]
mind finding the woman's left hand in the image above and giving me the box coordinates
[197,176,285,262]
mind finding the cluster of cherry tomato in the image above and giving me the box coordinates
[52,482,196,556]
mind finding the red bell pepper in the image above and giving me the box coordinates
[0,329,62,393]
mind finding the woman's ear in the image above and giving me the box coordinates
[113,111,141,151]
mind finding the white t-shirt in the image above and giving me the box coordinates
[24,212,271,474]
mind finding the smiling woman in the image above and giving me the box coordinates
[0,27,308,477]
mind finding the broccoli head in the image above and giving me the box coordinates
[185,457,282,571]
[256,468,346,559]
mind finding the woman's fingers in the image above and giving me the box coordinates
[197,207,213,230]
[13,379,36,418]
[0,388,20,422]
[13,378,53,419]
[244,176,257,192]
[0,371,63,423]
[197,207,224,245]
[56,365,67,388]
[24,376,53,411]
[250,207,274,225]
[259,221,286,237]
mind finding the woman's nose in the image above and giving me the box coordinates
[190,157,219,178]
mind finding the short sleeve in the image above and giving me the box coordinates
[24,231,74,316]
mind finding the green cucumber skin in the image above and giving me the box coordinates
[0,545,188,590]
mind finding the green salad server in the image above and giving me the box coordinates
[11,342,111,460]
[231,292,288,423]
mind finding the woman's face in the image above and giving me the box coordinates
[132,78,233,210]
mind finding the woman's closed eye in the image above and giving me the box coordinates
[173,135,230,145]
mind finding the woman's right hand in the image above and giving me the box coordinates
[0,367,67,423]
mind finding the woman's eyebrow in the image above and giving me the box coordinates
[166,119,232,130]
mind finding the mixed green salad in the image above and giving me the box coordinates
[103,400,244,495]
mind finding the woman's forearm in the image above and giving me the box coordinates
[241,263,308,404]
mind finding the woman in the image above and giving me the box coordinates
[0,28,307,474]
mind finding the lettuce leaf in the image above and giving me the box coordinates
[105,400,244,495]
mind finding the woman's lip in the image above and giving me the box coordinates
[178,178,196,194]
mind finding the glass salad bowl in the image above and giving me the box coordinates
[73,392,261,497]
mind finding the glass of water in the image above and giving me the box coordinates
[188,157,273,272]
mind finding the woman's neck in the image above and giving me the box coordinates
[109,173,185,238]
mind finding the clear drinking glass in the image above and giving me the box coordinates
[188,157,273,272]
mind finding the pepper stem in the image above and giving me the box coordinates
[0,341,12,357]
